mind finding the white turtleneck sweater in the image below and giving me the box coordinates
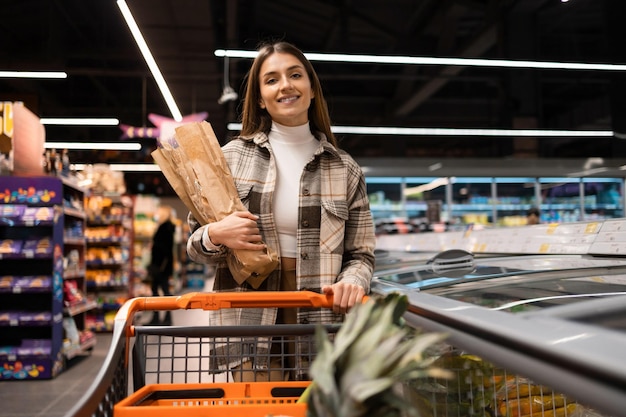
[268,121,318,258]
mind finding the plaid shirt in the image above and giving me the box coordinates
[187,131,376,326]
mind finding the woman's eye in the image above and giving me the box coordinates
[265,78,277,85]
[291,73,302,79]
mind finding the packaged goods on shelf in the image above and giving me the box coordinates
[0,176,94,379]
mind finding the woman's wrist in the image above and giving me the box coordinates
[202,224,222,250]
[208,225,220,245]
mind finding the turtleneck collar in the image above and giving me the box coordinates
[269,121,315,144]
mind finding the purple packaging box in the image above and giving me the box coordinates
[21,238,53,257]
[0,312,20,326]
[0,276,13,292]
[17,340,51,356]
[0,240,23,256]
[13,276,51,292]
[18,312,51,326]
[21,207,54,222]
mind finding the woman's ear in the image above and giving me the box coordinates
[259,99,266,109]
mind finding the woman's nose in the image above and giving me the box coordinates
[279,75,293,90]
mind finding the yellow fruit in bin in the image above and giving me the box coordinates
[498,394,567,416]
[500,403,578,417]
[498,381,553,401]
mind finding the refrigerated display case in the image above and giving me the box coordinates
[367,176,625,227]
[372,249,626,416]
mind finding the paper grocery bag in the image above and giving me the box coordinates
[152,121,279,288]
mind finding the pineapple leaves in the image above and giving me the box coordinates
[306,293,449,417]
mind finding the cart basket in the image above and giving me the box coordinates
[62,290,339,417]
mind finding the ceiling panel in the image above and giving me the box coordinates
[0,0,622,194]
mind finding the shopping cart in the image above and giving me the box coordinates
[63,290,340,417]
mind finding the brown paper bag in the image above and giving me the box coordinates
[152,121,279,288]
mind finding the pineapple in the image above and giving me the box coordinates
[305,293,450,417]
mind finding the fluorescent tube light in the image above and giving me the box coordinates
[71,163,161,172]
[41,118,120,126]
[116,0,183,122]
[215,49,626,71]
[0,71,67,79]
[45,142,141,151]
[227,123,613,137]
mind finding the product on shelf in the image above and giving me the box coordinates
[63,280,85,306]
[84,193,133,331]
[0,239,22,255]
[0,176,93,379]
[22,237,53,257]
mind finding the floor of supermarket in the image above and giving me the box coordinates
[0,277,214,417]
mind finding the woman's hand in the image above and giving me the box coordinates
[322,282,365,314]
[208,211,266,250]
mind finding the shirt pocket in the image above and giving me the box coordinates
[320,199,349,253]
[236,183,254,209]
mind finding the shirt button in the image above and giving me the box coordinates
[303,189,310,196]
[301,253,308,260]
[302,220,309,227]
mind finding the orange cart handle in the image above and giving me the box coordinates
[116,290,370,323]
[158,290,335,310]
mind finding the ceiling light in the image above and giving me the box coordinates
[215,49,626,71]
[218,86,238,105]
[71,163,161,172]
[217,56,238,104]
[45,142,141,151]
[227,123,612,137]
[116,0,183,122]
[40,118,120,126]
[0,71,67,79]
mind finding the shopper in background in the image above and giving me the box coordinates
[186,41,376,379]
[527,207,541,225]
[148,204,176,325]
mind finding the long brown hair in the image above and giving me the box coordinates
[239,41,338,147]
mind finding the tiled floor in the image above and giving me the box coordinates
[0,278,213,417]
[0,332,113,417]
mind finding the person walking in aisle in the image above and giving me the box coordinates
[148,204,176,325]
[186,41,376,380]
[526,207,541,225]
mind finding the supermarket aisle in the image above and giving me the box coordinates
[0,332,113,417]
[1,275,214,417]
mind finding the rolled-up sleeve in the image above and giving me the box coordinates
[186,212,227,264]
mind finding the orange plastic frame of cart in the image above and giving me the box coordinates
[77,291,344,417]
[114,380,310,417]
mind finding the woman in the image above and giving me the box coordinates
[186,41,376,379]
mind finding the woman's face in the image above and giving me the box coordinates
[258,52,314,127]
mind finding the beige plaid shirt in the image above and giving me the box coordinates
[187,130,375,325]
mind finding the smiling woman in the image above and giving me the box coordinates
[185,41,376,381]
